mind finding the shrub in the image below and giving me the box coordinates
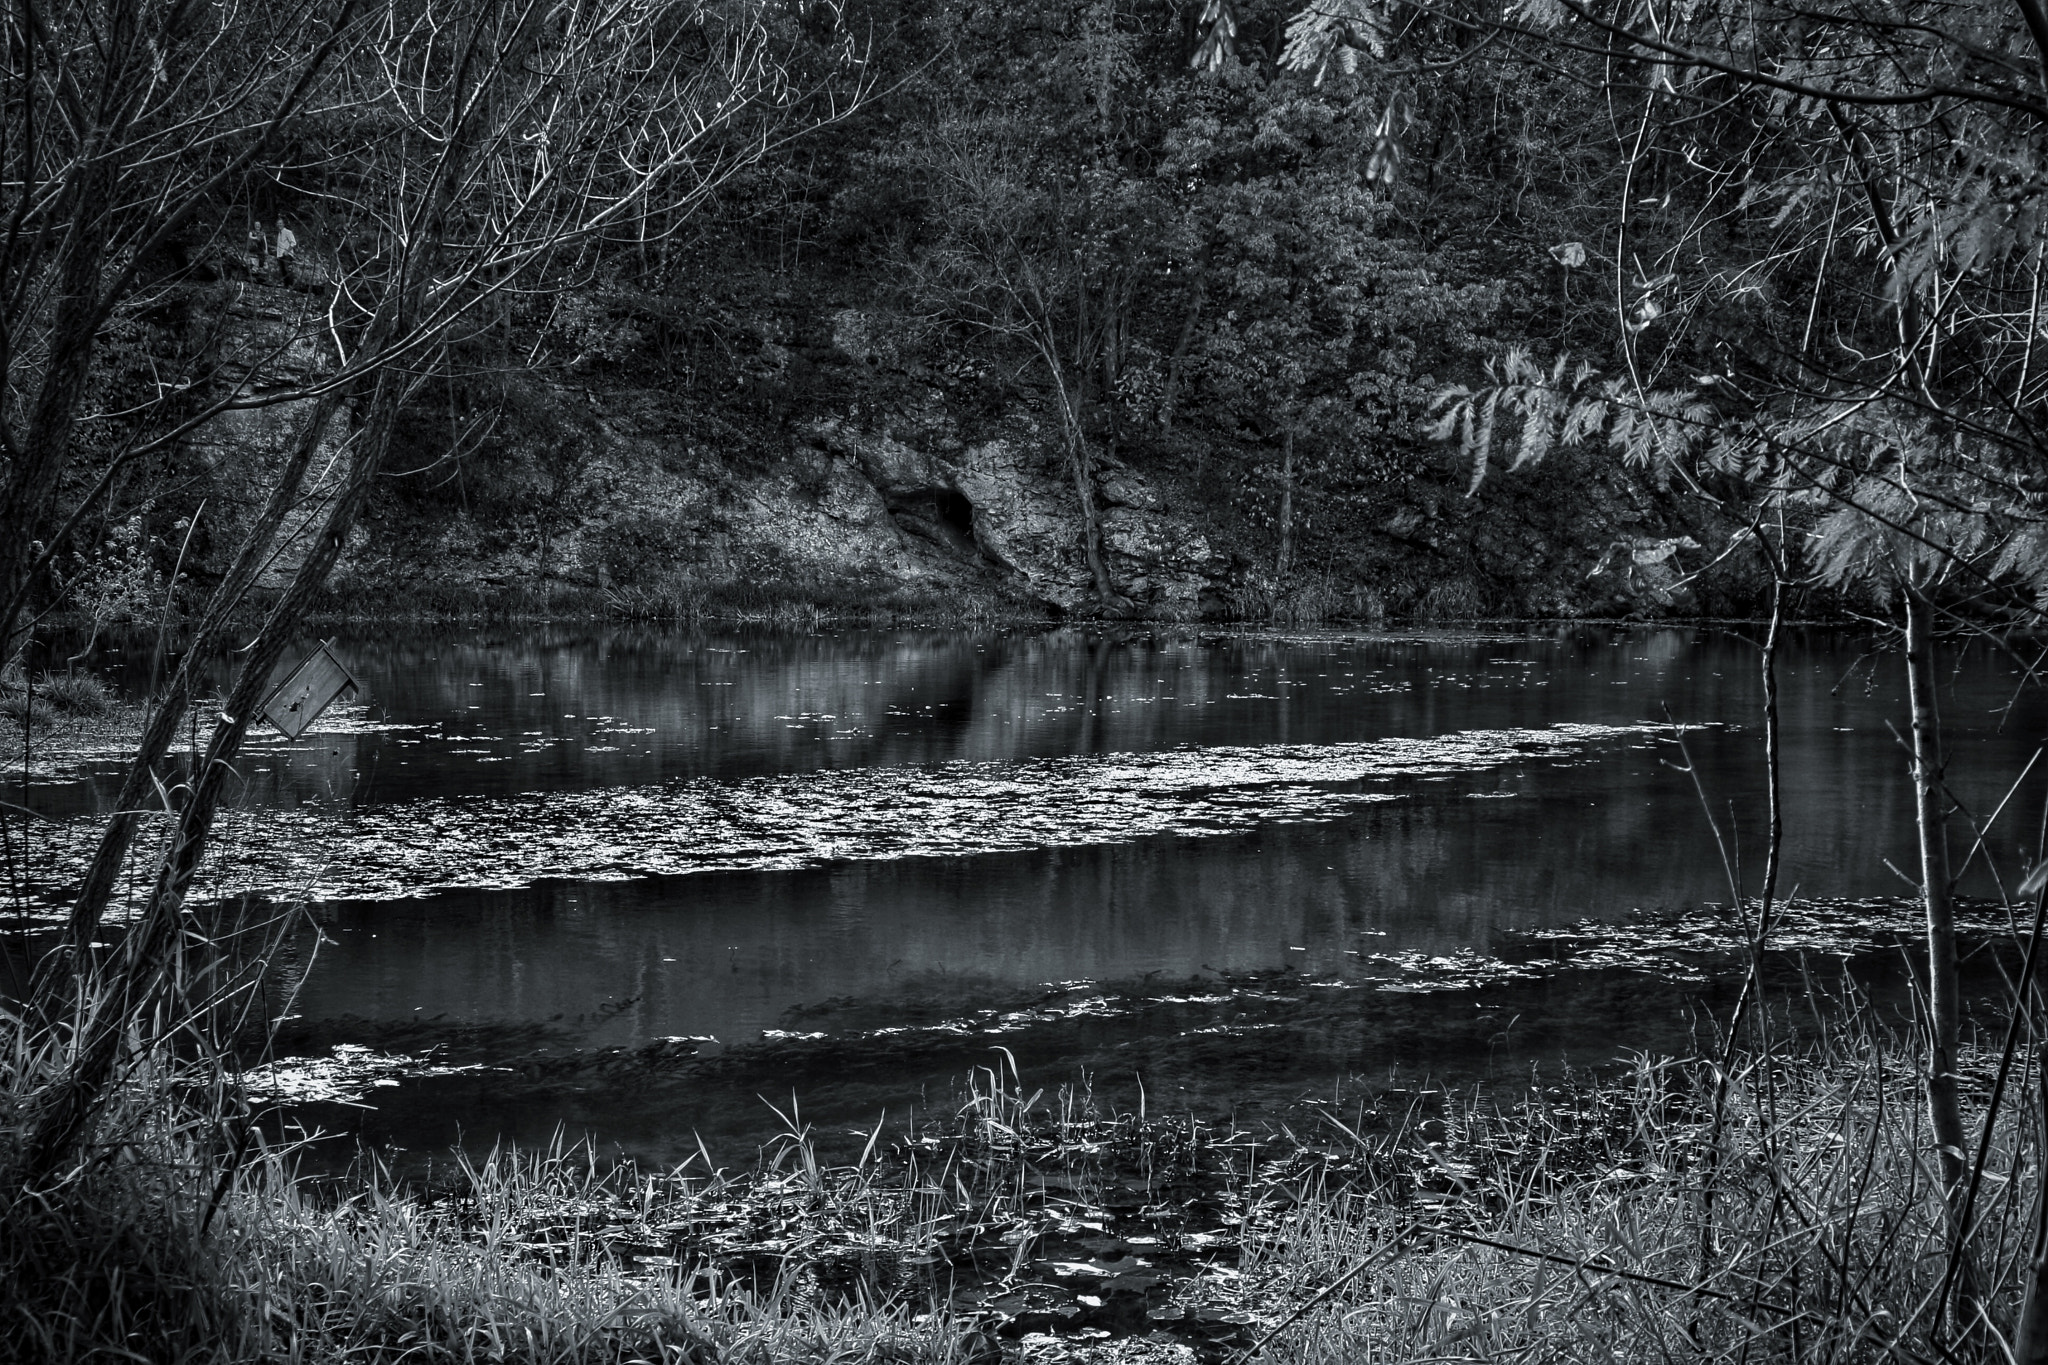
[38,670,115,716]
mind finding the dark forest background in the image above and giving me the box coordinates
[8,0,2047,637]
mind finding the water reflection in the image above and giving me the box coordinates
[12,623,2046,1161]
[26,625,1811,811]
[286,775,1725,1053]
[13,721,1673,909]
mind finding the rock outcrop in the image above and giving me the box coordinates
[177,292,1732,623]
[809,417,1219,618]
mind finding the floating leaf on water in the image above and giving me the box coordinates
[15,723,1696,918]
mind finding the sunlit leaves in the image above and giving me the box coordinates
[1506,0,1571,28]
[1428,351,1702,494]
[1889,147,2048,303]
[1279,0,1389,85]
[1991,525,2048,603]
[1379,0,2048,617]
[1190,0,1238,71]
[1365,89,1413,185]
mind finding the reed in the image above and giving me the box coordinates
[0,1046,980,1362]
[0,670,117,726]
[1232,1036,2036,1364]
[0,890,985,1364]
[34,672,116,718]
[3,848,2037,1364]
[9,993,2032,1364]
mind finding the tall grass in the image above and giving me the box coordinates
[3,993,2041,1362]
[36,672,115,717]
[6,731,2039,1362]
[0,1049,979,1362]
[1221,575,1389,625]
[0,890,983,1364]
[0,670,117,725]
[1229,1036,2037,1364]
[5,674,2038,1365]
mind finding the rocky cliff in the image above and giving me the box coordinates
[183,287,1747,625]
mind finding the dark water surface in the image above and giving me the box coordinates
[14,623,2047,1164]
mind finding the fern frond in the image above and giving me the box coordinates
[1561,397,1608,447]
[1655,412,1689,465]
[1279,0,1387,83]
[1608,405,1638,460]
[1993,525,2048,599]
[1429,384,1472,415]
[1427,400,1466,443]
[1511,400,1554,471]
[1468,391,1499,493]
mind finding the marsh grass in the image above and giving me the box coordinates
[0,680,26,724]
[35,672,115,718]
[0,670,117,728]
[1221,1036,2040,1364]
[1219,576,1388,626]
[5,974,2042,1363]
[0,1051,981,1363]
[0,896,984,1364]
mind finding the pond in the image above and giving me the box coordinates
[11,623,2045,1167]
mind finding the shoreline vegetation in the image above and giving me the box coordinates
[5,0,2046,1351]
[7,724,2045,1361]
[1,1019,2032,1364]
[10,610,1873,676]
[288,604,1844,630]
[0,612,1819,774]
[6,627,2035,1364]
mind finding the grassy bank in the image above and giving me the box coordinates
[3,1017,2034,1364]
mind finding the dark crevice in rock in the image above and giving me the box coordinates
[885,486,991,565]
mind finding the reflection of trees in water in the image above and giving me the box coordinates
[168,627,2048,1188]
[282,786,1744,1052]
[52,630,2045,926]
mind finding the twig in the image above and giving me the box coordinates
[1418,1223,1789,1311]
[1232,1228,1410,1362]
[1234,1218,1792,1363]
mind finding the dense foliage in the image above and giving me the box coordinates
[7,0,1782,637]
[1406,0,2048,622]
[17,0,2046,630]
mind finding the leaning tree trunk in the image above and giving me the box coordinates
[49,389,345,972]
[0,164,120,670]
[12,365,404,1192]
[1906,590,1971,1224]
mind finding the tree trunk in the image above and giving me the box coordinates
[1906,589,1970,1204]
[1069,424,1117,607]
[49,390,344,970]
[2015,1047,2048,1365]
[1048,368,1116,607]
[1158,286,1204,430]
[12,370,403,1191]
[1276,428,1295,585]
[0,164,120,668]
